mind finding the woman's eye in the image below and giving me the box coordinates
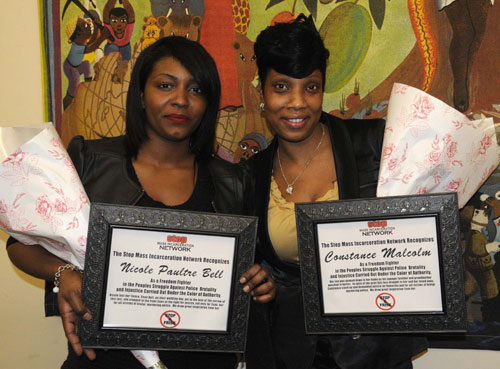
[190,86,203,94]
[251,147,259,154]
[274,83,287,91]
[240,142,248,150]
[307,84,319,92]
[159,83,173,89]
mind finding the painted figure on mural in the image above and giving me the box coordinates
[157,14,202,41]
[140,15,161,51]
[231,0,273,154]
[150,0,205,18]
[460,192,500,326]
[233,132,268,163]
[461,194,500,299]
[439,0,495,112]
[102,0,135,83]
[103,0,135,60]
[151,0,204,42]
[63,16,109,110]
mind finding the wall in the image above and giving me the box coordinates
[0,1,67,368]
[1,1,500,368]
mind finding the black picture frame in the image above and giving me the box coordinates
[296,192,466,334]
[79,203,257,352]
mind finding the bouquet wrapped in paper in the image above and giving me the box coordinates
[377,83,500,208]
[0,122,166,369]
[0,123,89,267]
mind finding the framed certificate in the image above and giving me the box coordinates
[296,193,466,334]
[79,203,257,352]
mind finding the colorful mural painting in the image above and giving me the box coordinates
[40,0,500,350]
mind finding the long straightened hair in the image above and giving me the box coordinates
[125,36,221,162]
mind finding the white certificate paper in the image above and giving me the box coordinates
[316,216,443,314]
[102,227,236,332]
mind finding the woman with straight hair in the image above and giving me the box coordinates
[7,36,275,369]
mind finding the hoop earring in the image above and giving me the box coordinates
[260,103,265,112]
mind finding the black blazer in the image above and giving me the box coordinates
[244,112,427,369]
[246,112,385,276]
[42,135,255,315]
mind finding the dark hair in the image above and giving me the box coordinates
[125,36,221,161]
[254,14,329,90]
[110,7,128,19]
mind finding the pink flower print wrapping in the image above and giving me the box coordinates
[0,123,162,369]
[377,83,500,208]
[0,124,89,268]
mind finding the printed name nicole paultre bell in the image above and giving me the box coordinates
[118,262,225,279]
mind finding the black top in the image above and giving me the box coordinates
[62,158,236,369]
[243,112,427,369]
[126,157,215,213]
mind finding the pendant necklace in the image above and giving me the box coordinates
[277,124,325,195]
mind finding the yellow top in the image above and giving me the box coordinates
[267,176,339,264]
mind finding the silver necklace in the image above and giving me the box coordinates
[277,124,325,195]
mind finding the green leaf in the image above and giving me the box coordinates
[369,0,385,30]
[303,0,318,19]
[266,0,286,10]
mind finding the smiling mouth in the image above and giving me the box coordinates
[282,117,307,128]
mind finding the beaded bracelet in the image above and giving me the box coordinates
[53,264,82,293]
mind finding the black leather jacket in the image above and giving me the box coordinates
[243,112,427,369]
[245,112,386,277]
[67,135,253,214]
[43,135,254,317]
[66,136,273,369]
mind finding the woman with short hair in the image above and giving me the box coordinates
[245,15,428,369]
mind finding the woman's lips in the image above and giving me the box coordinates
[166,114,189,123]
[282,117,307,128]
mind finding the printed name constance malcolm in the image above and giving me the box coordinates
[324,247,432,263]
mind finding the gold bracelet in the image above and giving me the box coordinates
[53,264,81,293]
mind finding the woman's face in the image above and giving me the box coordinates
[142,56,207,145]
[262,68,323,143]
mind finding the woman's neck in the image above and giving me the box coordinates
[277,123,325,164]
[136,135,195,168]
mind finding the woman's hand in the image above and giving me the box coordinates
[240,264,276,303]
[57,269,96,360]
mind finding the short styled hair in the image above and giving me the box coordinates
[254,14,329,90]
[125,36,221,161]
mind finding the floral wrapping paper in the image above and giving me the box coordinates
[0,123,163,368]
[0,123,89,268]
[377,83,500,208]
